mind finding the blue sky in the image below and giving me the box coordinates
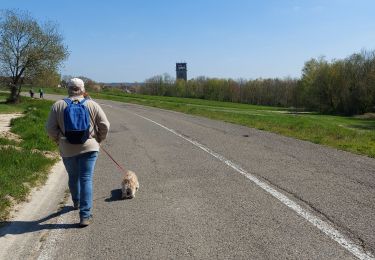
[1,0,375,82]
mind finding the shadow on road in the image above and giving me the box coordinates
[0,206,79,236]
[104,189,124,202]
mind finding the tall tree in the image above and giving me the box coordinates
[0,10,68,103]
[32,68,61,88]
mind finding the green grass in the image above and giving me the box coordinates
[192,110,375,157]
[0,95,27,113]
[42,87,375,158]
[44,86,285,111]
[0,137,18,146]
[10,101,58,151]
[0,93,57,221]
[0,147,55,220]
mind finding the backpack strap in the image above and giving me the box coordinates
[63,98,72,105]
[79,99,87,105]
[63,98,87,105]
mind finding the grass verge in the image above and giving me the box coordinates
[44,87,375,158]
[0,93,57,221]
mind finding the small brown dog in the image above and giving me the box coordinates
[121,170,139,199]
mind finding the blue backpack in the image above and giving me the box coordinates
[63,98,90,144]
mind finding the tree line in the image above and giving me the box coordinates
[141,74,299,107]
[141,50,375,115]
[300,50,375,115]
[2,10,374,115]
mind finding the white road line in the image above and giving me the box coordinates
[131,111,374,260]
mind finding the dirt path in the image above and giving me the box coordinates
[0,113,23,142]
[0,113,22,131]
[0,161,68,260]
[0,112,68,259]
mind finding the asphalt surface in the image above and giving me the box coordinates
[4,94,375,259]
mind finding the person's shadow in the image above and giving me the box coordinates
[0,206,79,236]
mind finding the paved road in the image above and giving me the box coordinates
[5,94,375,259]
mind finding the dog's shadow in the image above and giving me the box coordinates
[105,189,124,202]
[0,206,79,236]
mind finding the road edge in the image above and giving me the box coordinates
[0,160,68,259]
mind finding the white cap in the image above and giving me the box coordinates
[67,78,85,96]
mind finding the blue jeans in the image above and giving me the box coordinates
[62,151,98,219]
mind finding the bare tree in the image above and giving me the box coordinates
[0,10,68,103]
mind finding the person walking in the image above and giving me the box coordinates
[39,88,44,98]
[46,78,110,227]
[29,88,34,98]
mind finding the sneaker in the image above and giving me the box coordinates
[79,217,92,227]
[73,201,79,210]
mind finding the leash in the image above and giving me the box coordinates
[101,146,127,173]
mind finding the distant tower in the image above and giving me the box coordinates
[176,63,187,81]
